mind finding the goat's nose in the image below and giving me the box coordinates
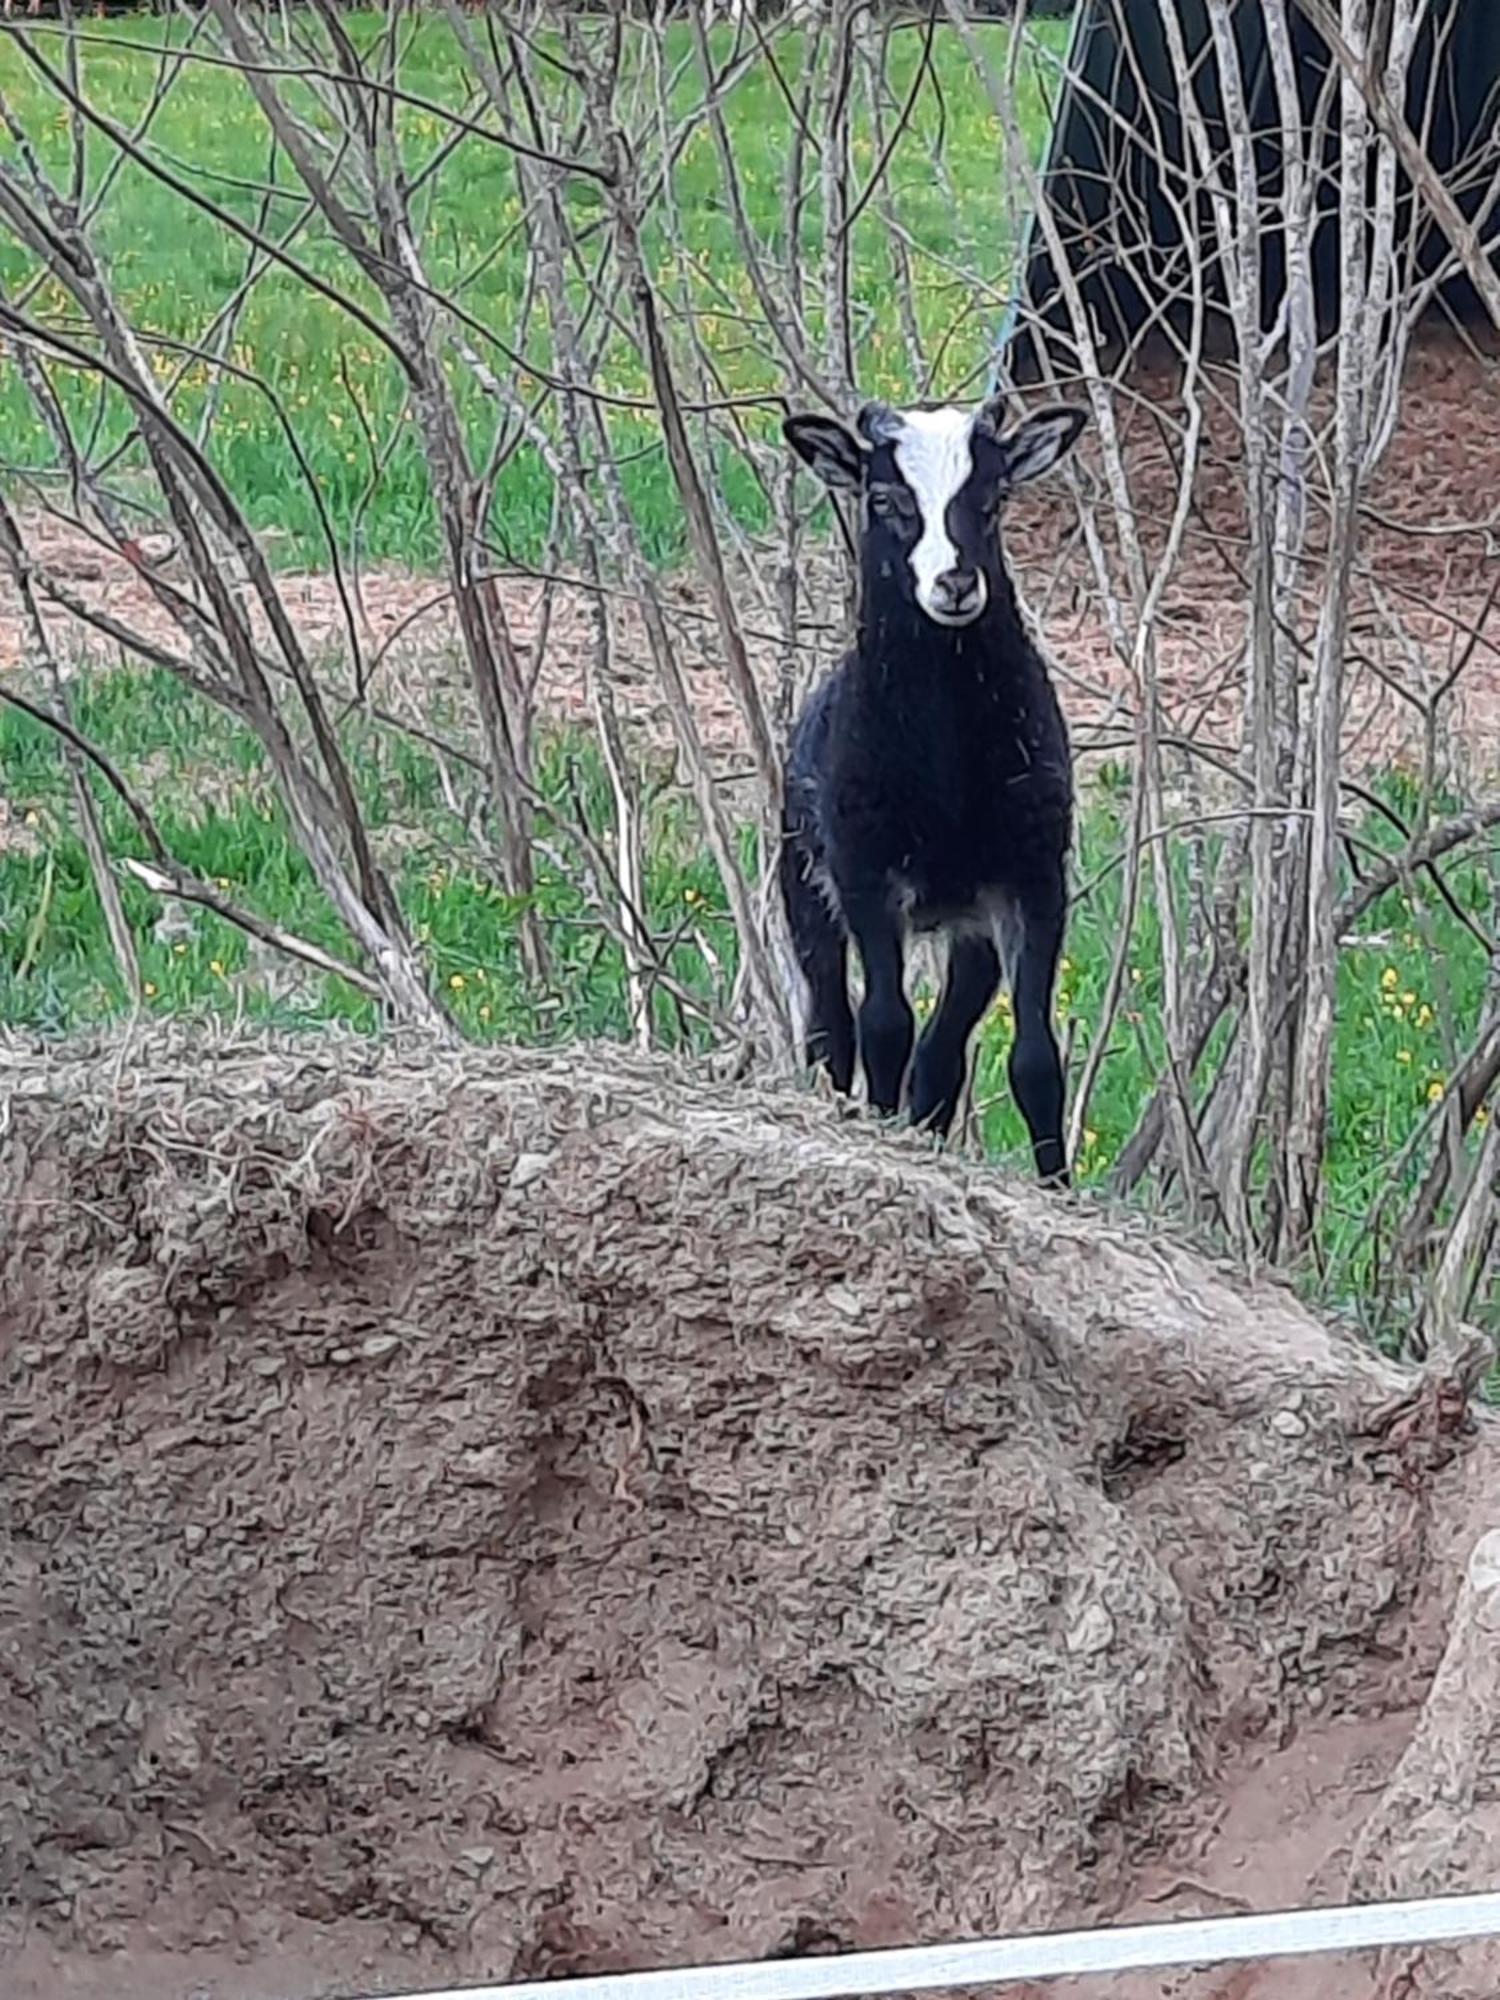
[933,567,982,611]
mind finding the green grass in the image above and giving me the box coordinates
[0,10,1068,568]
[0,669,739,1052]
[3,670,1493,1335]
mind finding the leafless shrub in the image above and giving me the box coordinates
[995,0,1499,1352]
[0,0,1494,1346]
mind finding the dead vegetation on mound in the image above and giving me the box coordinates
[1,1030,1497,1999]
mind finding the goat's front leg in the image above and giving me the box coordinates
[845,893,913,1116]
[910,934,1001,1139]
[779,825,855,1096]
[1010,884,1069,1186]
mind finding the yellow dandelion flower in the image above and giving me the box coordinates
[209,959,225,977]
[1416,1003,1434,1028]
[1476,1106,1490,1128]
[1401,991,1417,1008]
[24,809,39,827]
[1396,1049,1412,1065]
[479,1003,491,1023]
[1130,966,1143,984]
[174,942,188,956]
[449,972,466,992]
[1427,1080,1444,1104]
[1084,1127,1099,1149]
[143,981,158,998]
[1381,967,1398,990]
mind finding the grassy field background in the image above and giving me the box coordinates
[1,10,1494,1338]
[0,10,1067,566]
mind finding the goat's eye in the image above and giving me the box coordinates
[870,486,916,524]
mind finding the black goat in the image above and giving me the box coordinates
[778,392,1087,1183]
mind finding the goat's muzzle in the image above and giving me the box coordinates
[923,567,988,627]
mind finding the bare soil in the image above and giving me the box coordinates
[3,331,1498,783]
[3,1031,1500,2000]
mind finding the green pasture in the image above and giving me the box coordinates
[0,10,1067,566]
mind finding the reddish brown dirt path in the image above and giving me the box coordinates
[3,333,1497,783]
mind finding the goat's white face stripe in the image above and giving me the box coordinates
[892,406,977,617]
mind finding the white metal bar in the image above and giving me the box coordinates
[355,1888,1500,2000]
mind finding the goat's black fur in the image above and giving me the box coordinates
[778,395,1086,1182]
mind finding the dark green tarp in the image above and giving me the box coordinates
[1004,0,1500,380]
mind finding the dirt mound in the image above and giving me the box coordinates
[2,1032,1498,2000]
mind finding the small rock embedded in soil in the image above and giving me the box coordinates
[1068,1603,1116,1656]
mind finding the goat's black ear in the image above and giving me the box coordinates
[997,403,1088,489]
[783,413,865,492]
